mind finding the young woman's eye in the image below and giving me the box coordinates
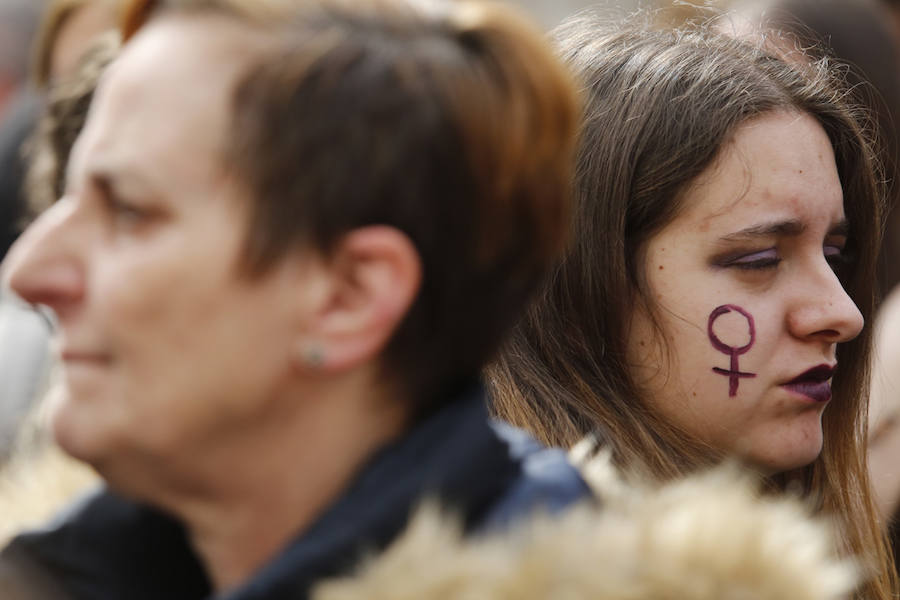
[824,244,851,270]
[725,248,781,270]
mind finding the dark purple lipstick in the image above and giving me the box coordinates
[782,364,835,403]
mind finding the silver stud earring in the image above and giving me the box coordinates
[303,345,325,368]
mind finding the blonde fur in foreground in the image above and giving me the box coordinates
[314,459,857,600]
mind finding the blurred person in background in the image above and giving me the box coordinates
[0,32,117,541]
[0,0,46,260]
[0,0,118,470]
[32,0,118,89]
[27,6,120,215]
[0,0,590,598]
[1,0,118,258]
[881,0,900,38]
[489,13,897,599]
[0,97,38,265]
[0,0,51,465]
[0,0,45,120]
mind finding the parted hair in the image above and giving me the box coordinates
[119,0,579,407]
[488,15,895,600]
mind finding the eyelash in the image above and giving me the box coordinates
[721,246,850,271]
[726,249,781,271]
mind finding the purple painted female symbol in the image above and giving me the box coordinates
[707,304,757,397]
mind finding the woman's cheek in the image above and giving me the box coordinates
[706,304,758,398]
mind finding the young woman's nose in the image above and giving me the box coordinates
[2,199,85,317]
[786,261,864,344]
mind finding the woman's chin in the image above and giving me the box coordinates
[50,398,113,467]
[747,438,824,476]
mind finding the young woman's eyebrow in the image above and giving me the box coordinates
[718,219,806,242]
[829,219,850,237]
[716,218,849,244]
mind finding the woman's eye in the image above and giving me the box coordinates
[824,244,851,270]
[107,196,149,226]
[727,248,781,270]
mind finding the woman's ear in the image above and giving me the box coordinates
[295,226,422,374]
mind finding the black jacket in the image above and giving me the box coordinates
[0,384,590,599]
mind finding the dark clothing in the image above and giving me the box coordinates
[0,384,590,599]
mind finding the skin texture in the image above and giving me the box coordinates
[627,110,864,475]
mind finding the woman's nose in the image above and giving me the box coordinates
[786,262,864,344]
[2,199,85,317]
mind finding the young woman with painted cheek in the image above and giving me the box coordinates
[628,110,863,475]
[488,19,896,600]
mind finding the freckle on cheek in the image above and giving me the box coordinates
[658,265,664,270]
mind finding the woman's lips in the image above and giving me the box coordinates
[781,364,836,403]
[782,381,832,403]
[60,350,112,369]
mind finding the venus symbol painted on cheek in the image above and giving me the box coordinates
[707,304,757,397]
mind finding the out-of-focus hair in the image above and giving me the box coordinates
[0,0,45,85]
[25,32,119,216]
[488,15,894,600]
[31,0,118,88]
[119,0,579,408]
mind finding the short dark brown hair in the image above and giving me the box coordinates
[120,0,579,406]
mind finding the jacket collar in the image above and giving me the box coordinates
[8,382,521,600]
[222,382,521,599]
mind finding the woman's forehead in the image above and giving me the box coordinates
[71,16,260,194]
[674,111,844,234]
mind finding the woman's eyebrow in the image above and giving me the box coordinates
[87,160,157,198]
[829,219,850,237]
[718,219,806,242]
[716,218,850,243]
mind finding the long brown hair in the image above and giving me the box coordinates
[488,15,896,599]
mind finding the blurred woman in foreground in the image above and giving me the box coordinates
[0,0,588,597]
